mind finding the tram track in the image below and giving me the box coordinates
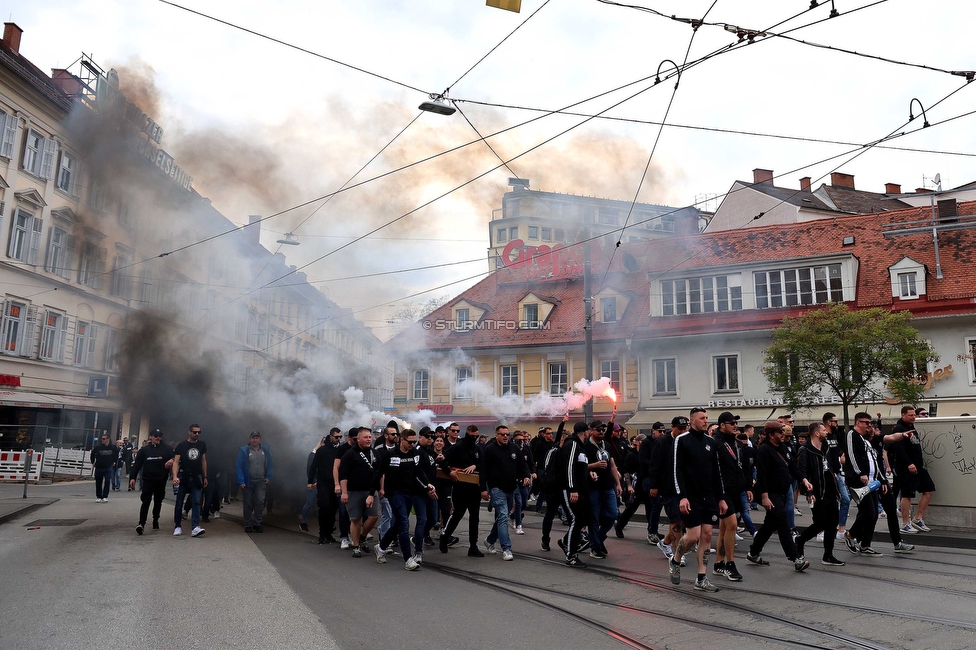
[426,560,891,650]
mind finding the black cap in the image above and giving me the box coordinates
[718,412,740,425]
[589,420,605,431]
[671,416,689,427]
[149,428,162,437]
[651,421,665,431]
[386,420,400,432]
[573,422,589,434]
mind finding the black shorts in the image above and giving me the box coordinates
[899,468,936,499]
[661,495,681,523]
[718,495,737,519]
[680,496,719,528]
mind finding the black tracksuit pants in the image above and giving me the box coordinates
[750,493,800,561]
[139,478,167,526]
[795,497,839,559]
[443,484,481,548]
[849,490,880,548]
[541,489,562,545]
[317,484,338,540]
[561,489,591,557]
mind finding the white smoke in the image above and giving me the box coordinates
[459,376,616,421]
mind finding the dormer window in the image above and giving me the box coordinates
[524,303,539,328]
[888,257,926,301]
[601,297,617,323]
[455,308,471,331]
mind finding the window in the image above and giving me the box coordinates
[523,303,539,328]
[139,269,159,305]
[496,227,507,244]
[509,226,519,241]
[714,355,740,393]
[110,255,131,298]
[541,227,552,242]
[601,297,617,323]
[555,229,565,242]
[104,327,120,372]
[528,226,539,240]
[898,272,918,299]
[661,215,675,232]
[73,321,98,367]
[455,308,470,331]
[772,353,800,390]
[7,209,42,264]
[600,359,620,393]
[412,369,429,400]
[38,311,68,362]
[56,151,79,196]
[455,367,473,399]
[549,362,568,395]
[662,275,742,316]
[755,264,843,309]
[88,180,106,212]
[598,209,620,226]
[78,242,106,288]
[0,111,17,159]
[45,227,73,280]
[117,200,130,228]
[501,364,518,396]
[967,338,976,384]
[22,129,56,179]
[653,358,677,395]
[1,300,37,357]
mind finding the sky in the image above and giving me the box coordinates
[9,0,976,339]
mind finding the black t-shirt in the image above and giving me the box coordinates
[584,439,614,490]
[174,440,207,477]
[339,445,376,492]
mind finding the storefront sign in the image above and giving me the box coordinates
[884,364,953,404]
[0,375,21,387]
[417,403,454,415]
[501,239,602,282]
[708,395,843,409]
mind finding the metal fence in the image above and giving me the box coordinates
[0,424,108,479]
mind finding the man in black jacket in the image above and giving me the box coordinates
[886,405,935,533]
[90,434,117,503]
[842,412,888,555]
[439,425,484,557]
[558,421,592,567]
[747,421,811,572]
[713,412,748,581]
[651,416,687,562]
[616,423,663,544]
[482,425,531,560]
[128,429,174,535]
[307,428,343,544]
[670,408,726,591]
[794,422,845,566]
[539,417,568,550]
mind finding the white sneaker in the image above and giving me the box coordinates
[405,556,420,571]
[816,532,825,542]
[502,550,514,561]
[486,541,497,554]
[173,527,182,536]
[213,512,220,519]
[515,525,524,535]
[793,507,802,516]
[374,545,387,564]
[191,526,205,537]
[413,551,423,565]
[836,531,846,540]
[734,533,743,541]
[340,537,351,549]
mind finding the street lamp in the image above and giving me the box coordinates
[419,93,456,116]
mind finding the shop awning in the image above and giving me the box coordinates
[0,391,123,412]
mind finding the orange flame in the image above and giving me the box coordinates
[605,387,617,402]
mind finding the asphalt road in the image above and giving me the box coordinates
[2,481,976,650]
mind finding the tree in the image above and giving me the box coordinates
[762,303,938,427]
[387,296,450,335]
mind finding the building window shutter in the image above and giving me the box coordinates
[93,247,107,290]
[21,306,38,358]
[86,323,99,367]
[0,113,15,159]
[56,314,68,363]
[27,217,42,265]
[61,235,75,281]
[40,138,57,180]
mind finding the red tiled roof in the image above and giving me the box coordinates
[390,201,976,351]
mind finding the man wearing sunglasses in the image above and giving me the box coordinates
[841,412,889,556]
[482,425,531,561]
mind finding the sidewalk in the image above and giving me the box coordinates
[0,480,341,650]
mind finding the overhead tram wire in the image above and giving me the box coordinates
[599,0,719,293]
[157,0,430,94]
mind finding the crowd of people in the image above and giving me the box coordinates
[104,404,937,588]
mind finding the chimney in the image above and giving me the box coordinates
[884,183,901,195]
[937,199,958,221]
[915,188,933,194]
[3,23,22,54]
[752,168,774,185]
[247,214,261,246]
[799,177,811,192]
[830,172,855,189]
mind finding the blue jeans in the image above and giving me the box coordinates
[175,482,202,529]
[786,482,796,529]
[513,484,530,526]
[485,488,513,551]
[738,491,758,534]
[388,492,427,559]
[94,467,112,498]
[300,487,316,523]
[588,488,618,552]
[113,466,123,490]
[379,497,393,538]
[837,477,851,527]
